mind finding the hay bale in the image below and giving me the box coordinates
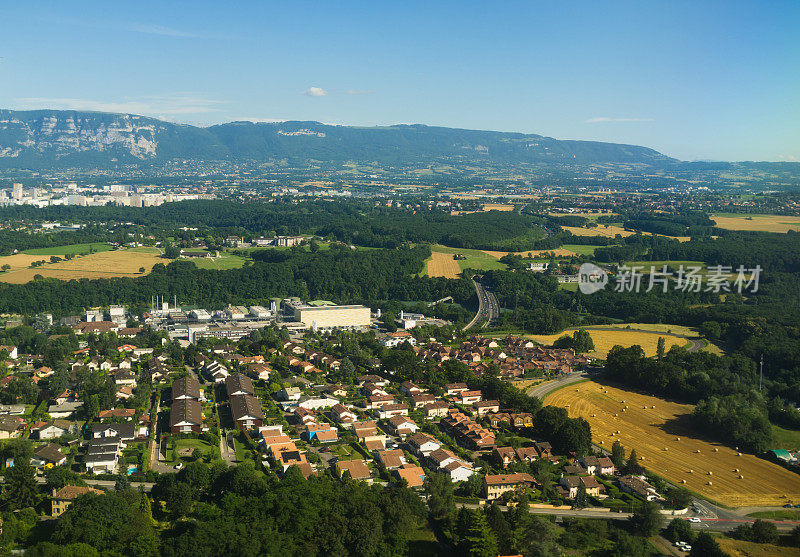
[713,448,719,452]
[707,481,713,485]
[681,479,686,484]
[676,437,680,441]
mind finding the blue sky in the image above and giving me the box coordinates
[1,1,798,161]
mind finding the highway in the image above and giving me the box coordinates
[463,275,500,331]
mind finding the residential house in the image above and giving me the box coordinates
[51,486,103,517]
[172,376,202,401]
[277,386,302,402]
[32,443,67,467]
[170,399,202,434]
[459,390,483,405]
[387,415,419,438]
[618,475,659,500]
[472,400,500,416]
[400,381,423,396]
[329,403,357,425]
[47,402,83,419]
[395,464,426,488]
[225,373,255,397]
[484,473,536,499]
[375,449,406,470]
[37,420,75,439]
[534,442,553,459]
[375,403,409,419]
[424,401,450,418]
[230,394,264,431]
[335,459,372,482]
[408,432,442,457]
[444,383,469,396]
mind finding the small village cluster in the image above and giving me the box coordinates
[0,316,665,520]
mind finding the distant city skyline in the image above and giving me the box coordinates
[1,1,798,162]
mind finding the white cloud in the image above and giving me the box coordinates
[303,86,328,97]
[13,95,226,117]
[129,24,198,38]
[585,117,654,123]
[346,89,373,95]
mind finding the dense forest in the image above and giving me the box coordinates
[0,244,476,316]
[0,200,547,251]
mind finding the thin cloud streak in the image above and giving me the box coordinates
[585,117,654,123]
[13,95,226,117]
[129,24,199,38]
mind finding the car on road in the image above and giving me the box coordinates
[686,517,701,523]
[320,447,332,453]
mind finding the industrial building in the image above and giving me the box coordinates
[287,302,371,332]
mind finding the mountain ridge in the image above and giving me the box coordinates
[0,107,676,169]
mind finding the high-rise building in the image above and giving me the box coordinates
[12,183,23,200]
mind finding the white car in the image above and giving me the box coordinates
[687,517,701,523]
[682,545,692,552]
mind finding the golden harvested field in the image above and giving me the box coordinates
[548,212,616,220]
[526,328,689,358]
[563,224,636,238]
[545,381,800,507]
[426,251,461,278]
[0,248,164,284]
[563,224,691,242]
[0,254,49,271]
[482,203,515,211]
[712,214,800,233]
[717,538,800,557]
[482,248,578,259]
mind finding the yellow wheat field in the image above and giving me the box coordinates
[712,214,800,233]
[426,251,462,278]
[563,224,636,238]
[0,249,164,284]
[0,254,50,271]
[545,381,800,507]
[526,328,689,358]
[482,203,515,212]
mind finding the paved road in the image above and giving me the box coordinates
[463,275,500,331]
[463,276,488,331]
[527,372,590,400]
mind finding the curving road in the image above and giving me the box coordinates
[527,372,591,400]
[463,276,500,331]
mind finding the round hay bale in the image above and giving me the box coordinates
[739,475,744,479]
[695,449,701,453]
[681,479,686,484]
[576,388,579,392]
[707,481,713,485]
[663,447,668,451]
[713,448,719,452]
[616,431,620,434]
[651,405,656,409]
[676,437,680,441]
[734,468,739,473]
[639,456,645,460]
[707,471,713,475]
[689,469,693,473]
[737,452,741,456]
[614,413,618,417]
